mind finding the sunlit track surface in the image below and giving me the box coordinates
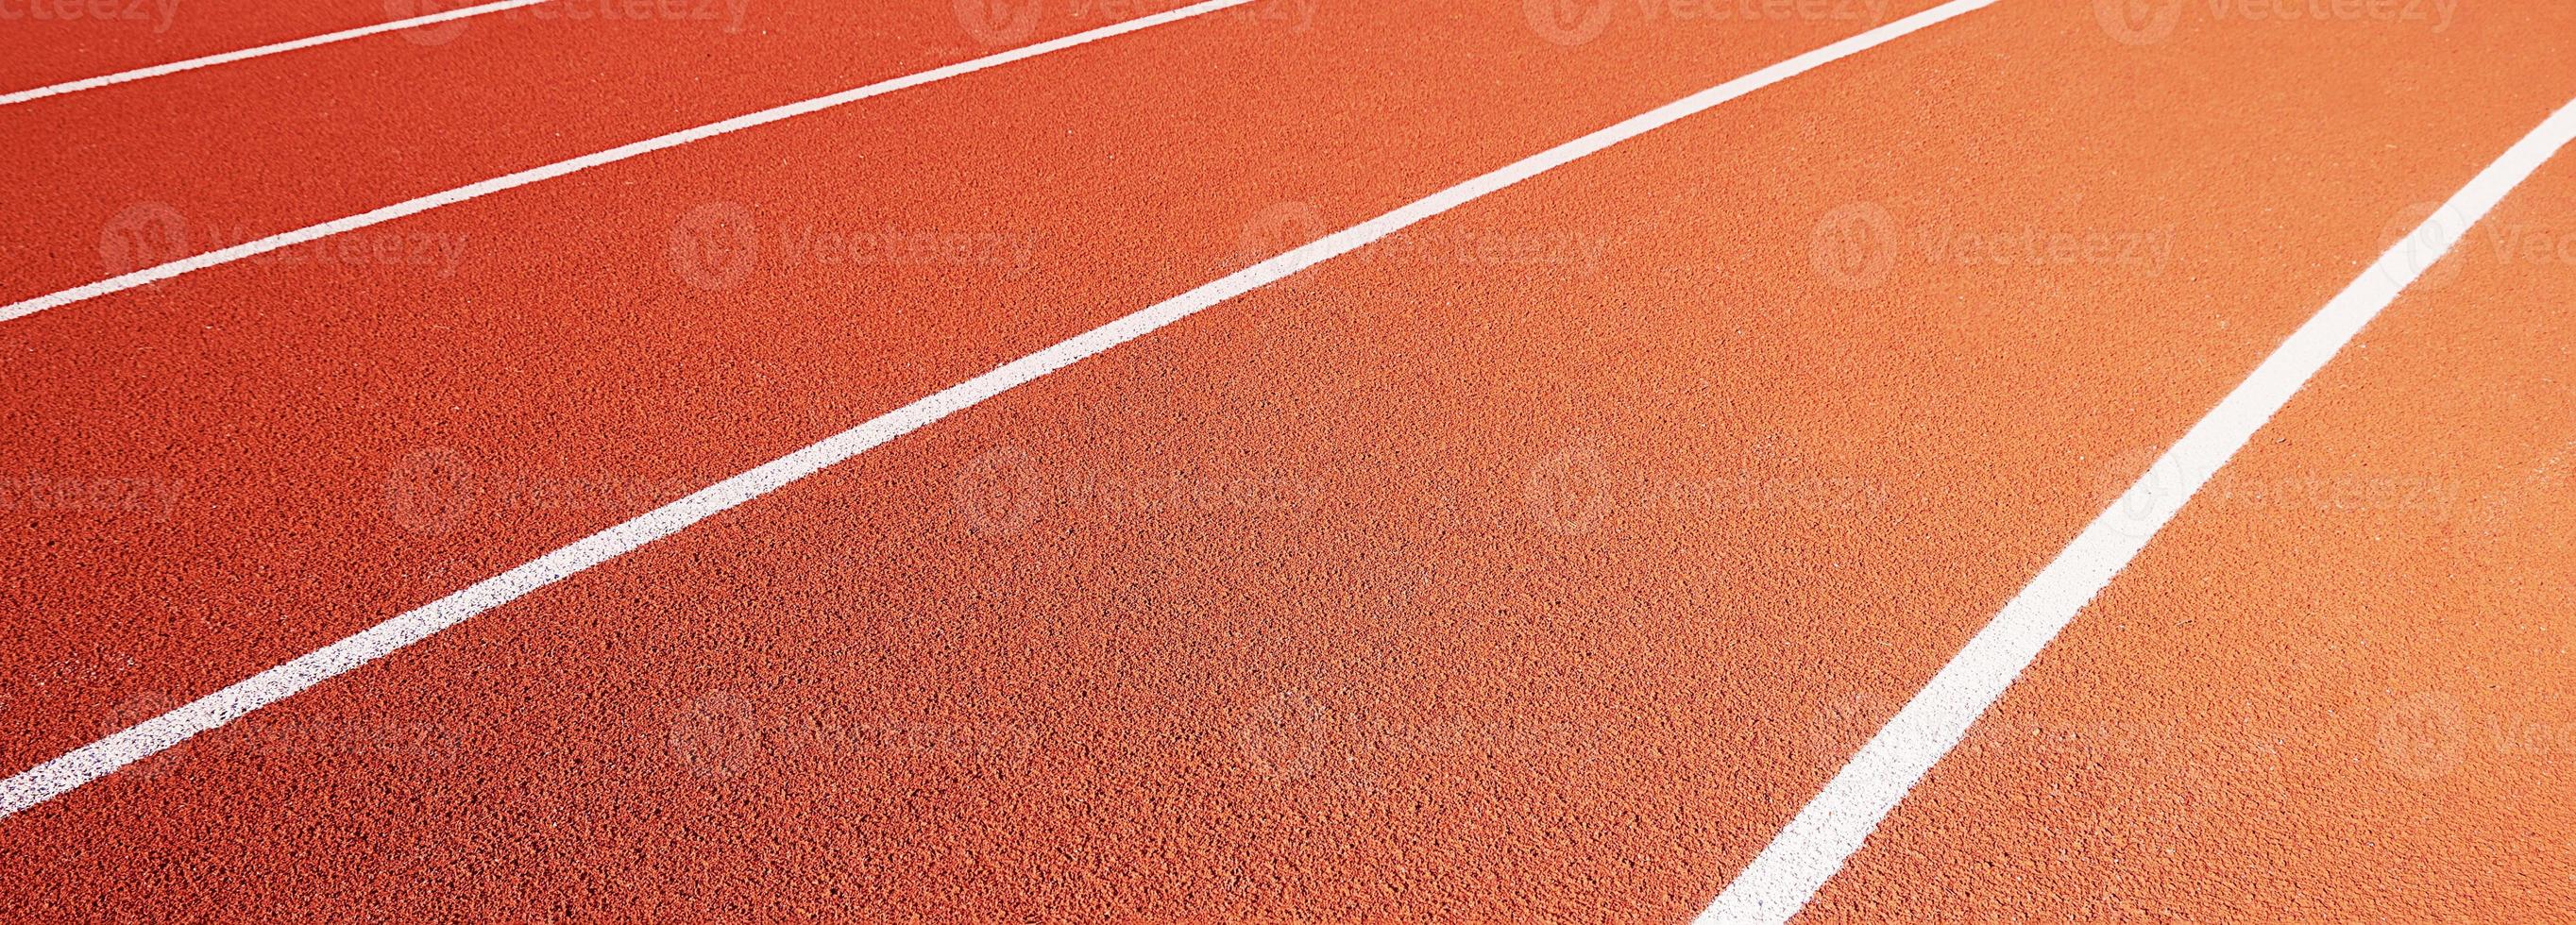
[3,0,2572,920]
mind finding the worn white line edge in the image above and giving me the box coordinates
[0,0,1256,323]
[0,0,554,107]
[0,0,2000,820]
[1696,94,2576,925]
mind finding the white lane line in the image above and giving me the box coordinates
[0,0,1257,324]
[0,0,552,108]
[1696,95,2576,925]
[0,0,2000,819]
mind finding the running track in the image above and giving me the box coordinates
[4,0,2573,919]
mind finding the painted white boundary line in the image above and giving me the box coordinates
[0,0,2000,819]
[0,0,553,108]
[0,0,1257,324]
[1696,95,2576,925]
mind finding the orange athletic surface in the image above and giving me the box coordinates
[0,0,396,91]
[0,0,1958,799]
[4,0,2573,920]
[0,0,1224,302]
[1807,151,2576,921]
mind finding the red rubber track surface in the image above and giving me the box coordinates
[0,0,397,92]
[1807,149,2576,922]
[3,0,2573,920]
[0,0,1958,801]
[0,0,1295,303]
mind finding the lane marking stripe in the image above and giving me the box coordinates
[0,0,1258,323]
[0,0,2001,819]
[1695,94,2576,925]
[0,0,554,108]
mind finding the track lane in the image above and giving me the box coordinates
[0,0,2004,819]
[1801,141,2576,923]
[0,0,1296,307]
[0,0,568,107]
[6,3,2574,918]
[0,0,1954,794]
[0,0,409,92]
